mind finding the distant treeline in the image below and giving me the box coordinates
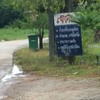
[0,5,25,28]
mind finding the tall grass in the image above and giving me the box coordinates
[0,28,48,41]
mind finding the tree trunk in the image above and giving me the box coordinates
[63,0,73,12]
[48,8,55,61]
[66,0,75,65]
[66,0,73,12]
[39,34,43,49]
[39,28,44,49]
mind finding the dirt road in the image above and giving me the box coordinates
[4,75,100,100]
[0,39,100,100]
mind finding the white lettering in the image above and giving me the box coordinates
[69,32,80,37]
[59,26,78,33]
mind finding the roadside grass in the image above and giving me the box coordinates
[88,43,100,55]
[14,48,100,78]
[0,28,48,41]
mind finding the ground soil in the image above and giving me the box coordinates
[4,75,100,100]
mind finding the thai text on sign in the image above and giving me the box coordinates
[54,13,83,56]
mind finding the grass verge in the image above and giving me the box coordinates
[0,28,48,41]
[14,48,100,78]
[88,43,100,55]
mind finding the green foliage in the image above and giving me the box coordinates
[94,23,100,31]
[31,13,48,30]
[73,11,100,30]
[0,28,48,41]
[8,0,66,30]
[88,43,100,55]
[9,19,30,29]
[73,12,95,53]
[82,29,94,53]
[0,0,25,28]
[0,6,24,28]
[74,0,100,29]
[73,0,100,53]
[0,28,35,41]
[9,0,65,13]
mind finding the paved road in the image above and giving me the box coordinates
[0,40,28,99]
[0,40,28,60]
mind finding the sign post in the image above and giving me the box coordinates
[54,13,83,57]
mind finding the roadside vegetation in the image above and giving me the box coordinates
[0,28,48,41]
[0,28,31,41]
[14,47,100,78]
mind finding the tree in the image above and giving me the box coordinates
[32,13,48,49]
[9,0,65,61]
[72,0,100,54]
[0,0,24,28]
[47,4,55,61]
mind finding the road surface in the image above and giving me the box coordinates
[0,39,28,99]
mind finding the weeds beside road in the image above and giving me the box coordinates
[14,48,100,78]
